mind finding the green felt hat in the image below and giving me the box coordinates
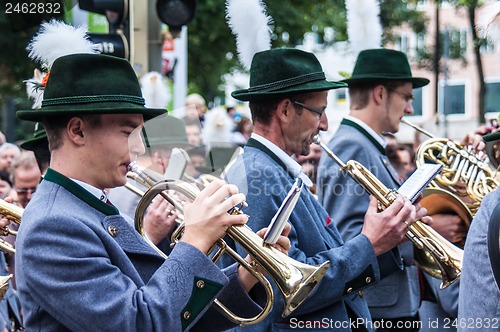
[231,48,347,102]
[342,49,430,88]
[143,115,194,149]
[20,122,48,151]
[17,53,167,122]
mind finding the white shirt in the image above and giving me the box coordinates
[251,133,313,187]
[71,178,108,203]
[344,115,387,148]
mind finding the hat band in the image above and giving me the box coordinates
[42,94,145,107]
[247,72,326,92]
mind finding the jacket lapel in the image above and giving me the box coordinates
[379,155,402,187]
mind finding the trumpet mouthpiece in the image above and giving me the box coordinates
[128,161,139,173]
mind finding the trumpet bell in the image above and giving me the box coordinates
[411,221,463,289]
[226,223,330,317]
[132,174,330,325]
[420,187,473,229]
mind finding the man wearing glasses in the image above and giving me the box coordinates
[12,152,41,209]
[219,48,423,331]
[317,49,430,331]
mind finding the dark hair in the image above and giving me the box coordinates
[248,92,312,125]
[235,116,252,133]
[43,114,102,151]
[248,99,280,125]
[348,80,409,109]
[0,170,12,187]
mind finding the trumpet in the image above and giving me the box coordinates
[0,199,23,254]
[127,162,330,326]
[314,136,462,289]
[401,118,498,219]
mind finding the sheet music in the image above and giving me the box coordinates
[397,163,444,203]
[263,178,303,244]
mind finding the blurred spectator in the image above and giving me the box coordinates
[383,133,404,179]
[185,146,207,180]
[0,143,21,175]
[8,151,41,289]
[396,144,416,180]
[382,132,398,149]
[231,116,253,146]
[0,170,13,199]
[12,151,41,209]
[0,131,5,145]
[183,93,207,127]
[226,106,241,129]
[295,143,322,194]
[185,122,203,146]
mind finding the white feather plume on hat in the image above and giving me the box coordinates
[476,1,500,40]
[27,19,97,70]
[225,0,273,70]
[25,68,45,110]
[24,20,98,109]
[140,72,170,109]
[345,0,382,56]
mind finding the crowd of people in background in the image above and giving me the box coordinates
[0,12,499,330]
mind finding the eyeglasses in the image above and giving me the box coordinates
[293,101,325,118]
[388,89,414,104]
[15,187,37,195]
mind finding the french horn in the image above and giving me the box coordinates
[314,136,462,289]
[401,118,498,220]
[127,162,330,326]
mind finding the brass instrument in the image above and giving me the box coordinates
[314,136,462,289]
[127,162,330,326]
[401,118,498,219]
[0,274,12,300]
[0,199,23,254]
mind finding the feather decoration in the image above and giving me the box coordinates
[140,72,170,109]
[24,20,98,109]
[25,69,45,109]
[476,1,500,40]
[27,19,97,71]
[226,0,273,70]
[345,0,382,56]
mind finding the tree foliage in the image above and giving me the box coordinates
[187,0,428,104]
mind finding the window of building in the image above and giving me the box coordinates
[439,84,465,115]
[411,88,423,116]
[395,34,410,54]
[480,39,495,54]
[416,32,426,54]
[485,82,500,113]
[441,29,467,59]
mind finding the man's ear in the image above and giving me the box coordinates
[66,117,86,145]
[276,99,293,123]
[372,85,386,105]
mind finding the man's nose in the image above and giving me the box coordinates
[319,112,329,132]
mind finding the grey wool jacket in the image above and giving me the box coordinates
[16,168,264,332]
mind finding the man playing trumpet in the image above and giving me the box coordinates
[317,49,464,331]
[219,45,425,331]
[14,22,291,331]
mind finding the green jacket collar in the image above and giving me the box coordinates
[341,118,386,155]
[44,168,120,216]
